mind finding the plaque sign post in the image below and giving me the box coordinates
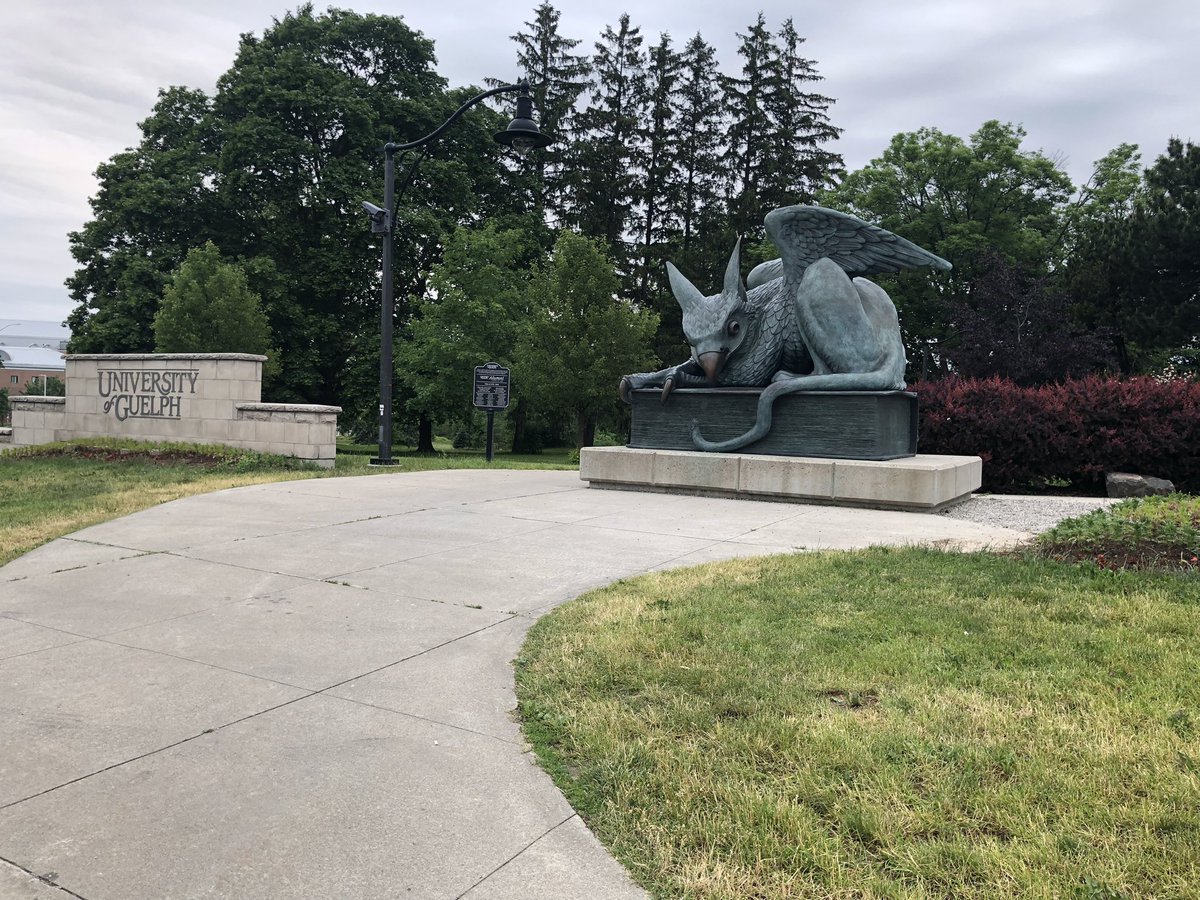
[472,362,510,462]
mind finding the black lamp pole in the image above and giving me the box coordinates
[364,80,551,466]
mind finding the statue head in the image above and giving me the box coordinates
[665,240,750,382]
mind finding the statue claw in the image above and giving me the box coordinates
[660,376,675,404]
[619,376,633,404]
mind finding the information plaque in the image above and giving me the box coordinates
[472,363,510,410]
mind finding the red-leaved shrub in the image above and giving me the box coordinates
[915,376,1200,493]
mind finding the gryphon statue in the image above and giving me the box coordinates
[619,204,951,452]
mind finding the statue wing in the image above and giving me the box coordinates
[751,205,951,287]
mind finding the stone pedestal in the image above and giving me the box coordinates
[580,447,982,512]
[629,388,917,460]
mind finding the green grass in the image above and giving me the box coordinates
[516,548,1200,899]
[0,437,576,567]
[1037,494,1200,572]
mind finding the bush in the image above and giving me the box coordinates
[916,375,1200,493]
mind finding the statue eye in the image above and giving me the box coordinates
[727,320,740,337]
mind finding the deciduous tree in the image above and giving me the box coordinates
[154,241,275,358]
[517,232,658,446]
[824,121,1075,377]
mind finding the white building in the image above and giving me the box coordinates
[0,346,67,394]
[0,319,71,351]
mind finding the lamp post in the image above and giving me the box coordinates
[363,80,552,466]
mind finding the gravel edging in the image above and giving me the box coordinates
[938,494,1118,536]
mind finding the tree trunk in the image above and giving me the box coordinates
[417,416,435,454]
[510,400,528,453]
[576,411,596,448]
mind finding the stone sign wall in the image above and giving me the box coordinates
[9,354,339,467]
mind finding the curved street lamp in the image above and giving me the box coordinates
[363,80,552,466]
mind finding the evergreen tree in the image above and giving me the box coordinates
[761,19,843,205]
[723,16,842,240]
[507,2,592,224]
[565,13,648,276]
[634,32,683,307]
[722,14,776,240]
[644,32,729,363]
[669,34,730,273]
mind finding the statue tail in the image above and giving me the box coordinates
[690,372,905,452]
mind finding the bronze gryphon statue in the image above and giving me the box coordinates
[619,205,951,452]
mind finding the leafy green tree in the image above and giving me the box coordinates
[66,5,518,422]
[0,387,10,425]
[823,121,1075,377]
[517,231,658,446]
[21,377,66,397]
[396,222,545,447]
[66,87,220,354]
[154,242,275,359]
[1069,139,1200,374]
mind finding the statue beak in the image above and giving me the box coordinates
[698,351,726,383]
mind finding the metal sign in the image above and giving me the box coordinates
[472,363,510,410]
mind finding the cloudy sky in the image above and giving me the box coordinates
[1,0,1194,325]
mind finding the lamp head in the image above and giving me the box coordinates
[494,82,553,157]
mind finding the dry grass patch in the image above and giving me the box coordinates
[0,441,324,566]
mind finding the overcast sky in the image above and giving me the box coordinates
[1,0,1195,325]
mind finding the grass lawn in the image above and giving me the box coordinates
[0,438,575,567]
[517,547,1200,899]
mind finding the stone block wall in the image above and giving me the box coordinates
[9,397,67,447]
[9,354,339,467]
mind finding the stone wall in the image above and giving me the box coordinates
[9,354,340,467]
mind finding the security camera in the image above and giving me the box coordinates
[361,201,390,234]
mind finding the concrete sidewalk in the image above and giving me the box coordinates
[0,470,1028,899]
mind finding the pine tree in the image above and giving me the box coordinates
[507,2,592,224]
[565,13,648,276]
[722,14,776,240]
[671,33,730,275]
[634,32,682,306]
[761,19,843,205]
[723,16,843,240]
[647,32,729,363]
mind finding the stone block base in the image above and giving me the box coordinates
[580,447,982,512]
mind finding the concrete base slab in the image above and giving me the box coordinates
[581,447,983,511]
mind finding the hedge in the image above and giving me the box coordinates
[915,376,1200,493]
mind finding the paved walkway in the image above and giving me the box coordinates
[1,470,1030,900]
